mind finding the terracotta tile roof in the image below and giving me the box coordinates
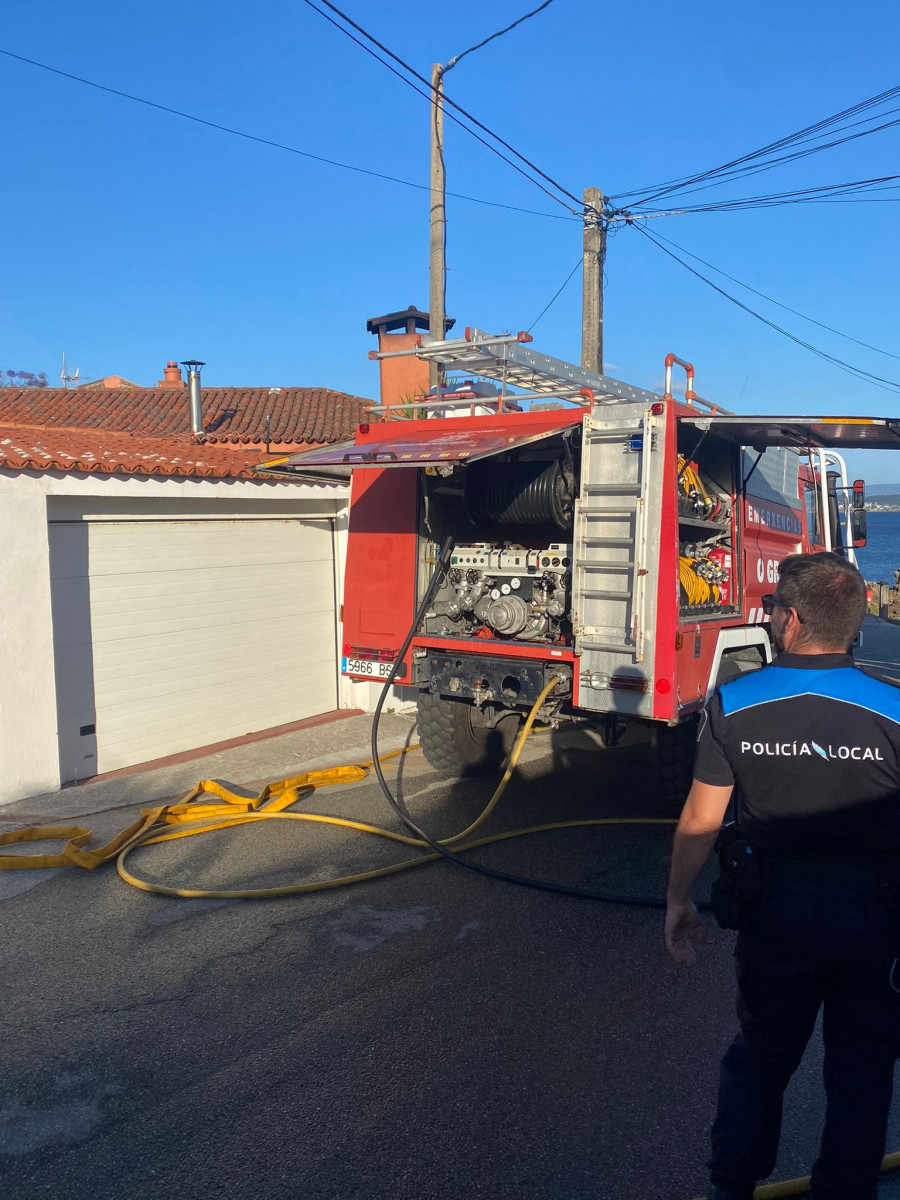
[77,375,143,388]
[0,424,314,480]
[0,385,372,445]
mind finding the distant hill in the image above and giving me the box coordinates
[866,484,900,496]
[869,495,900,507]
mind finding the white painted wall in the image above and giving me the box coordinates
[0,482,61,804]
[0,467,372,805]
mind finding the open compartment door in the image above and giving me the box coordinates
[681,415,900,450]
[255,412,583,480]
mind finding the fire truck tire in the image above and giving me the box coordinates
[651,716,698,813]
[416,691,521,778]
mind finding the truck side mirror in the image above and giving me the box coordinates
[852,479,866,510]
[852,508,868,547]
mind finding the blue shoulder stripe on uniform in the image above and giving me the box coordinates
[719,665,900,727]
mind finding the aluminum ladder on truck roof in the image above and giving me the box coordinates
[368,328,661,414]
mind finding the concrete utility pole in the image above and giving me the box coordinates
[581,186,607,375]
[428,62,446,391]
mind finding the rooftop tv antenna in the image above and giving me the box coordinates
[60,353,79,389]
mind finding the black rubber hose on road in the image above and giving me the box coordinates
[369,536,707,910]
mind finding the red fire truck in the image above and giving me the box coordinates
[262,328,885,802]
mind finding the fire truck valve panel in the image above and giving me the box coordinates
[429,542,573,643]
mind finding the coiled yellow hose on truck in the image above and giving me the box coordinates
[679,556,721,606]
[678,455,714,514]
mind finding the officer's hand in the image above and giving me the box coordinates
[665,899,709,966]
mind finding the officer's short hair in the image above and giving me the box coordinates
[777,552,868,649]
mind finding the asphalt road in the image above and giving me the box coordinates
[4,727,900,1200]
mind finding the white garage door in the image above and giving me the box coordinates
[50,518,338,780]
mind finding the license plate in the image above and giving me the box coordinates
[342,656,395,678]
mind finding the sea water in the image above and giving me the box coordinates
[854,511,900,584]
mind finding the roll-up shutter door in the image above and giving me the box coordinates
[50,518,337,780]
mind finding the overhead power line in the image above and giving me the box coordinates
[631,221,900,394]
[298,0,574,212]
[628,82,900,206]
[631,172,900,216]
[528,256,582,332]
[624,108,900,208]
[644,228,900,363]
[0,47,575,222]
[446,0,555,72]
[613,80,900,208]
[300,0,581,212]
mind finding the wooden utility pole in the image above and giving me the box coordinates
[429,62,446,390]
[581,186,607,375]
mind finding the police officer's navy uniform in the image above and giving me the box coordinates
[695,651,900,1200]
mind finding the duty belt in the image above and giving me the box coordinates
[712,831,900,931]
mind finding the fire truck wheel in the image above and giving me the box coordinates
[416,691,521,778]
[651,717,699,814]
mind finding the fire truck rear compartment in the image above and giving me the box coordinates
[675,425,738,617]
[464,455,575,530]
[419,432,578,647]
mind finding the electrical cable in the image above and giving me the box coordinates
[616,109,900,207]
[631,172,900,216]
[631,221,900,394]
[617,107,900,208]
[445,0,556,72]
[645,227,900,363]
[0,47,573,223]
[297,0,576,213]
[299,0,582,212]
[614,80,900,207]
[432,0,560,321]
[527,256,582,332]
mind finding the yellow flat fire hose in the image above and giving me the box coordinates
[0,681,672,899]
[3,683,900,1198]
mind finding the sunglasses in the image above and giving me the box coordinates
[760,593,803,622]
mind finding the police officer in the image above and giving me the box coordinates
[665,551,900,1200]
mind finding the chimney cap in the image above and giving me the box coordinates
[181,359,206,370]
[158,361,184,388]
[366,306,455,337]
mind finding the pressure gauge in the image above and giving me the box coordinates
[510,577,521,590]
[490,588,501,601]
[501,583,511,595]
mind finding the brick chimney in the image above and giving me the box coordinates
[157,361,184,388]
[365,306,454,409]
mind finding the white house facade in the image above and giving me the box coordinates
[0,467,365,803]
[0,376,395,806]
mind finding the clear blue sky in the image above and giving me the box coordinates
[3,0,900,478]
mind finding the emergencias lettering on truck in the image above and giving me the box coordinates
[745,503,803,535]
